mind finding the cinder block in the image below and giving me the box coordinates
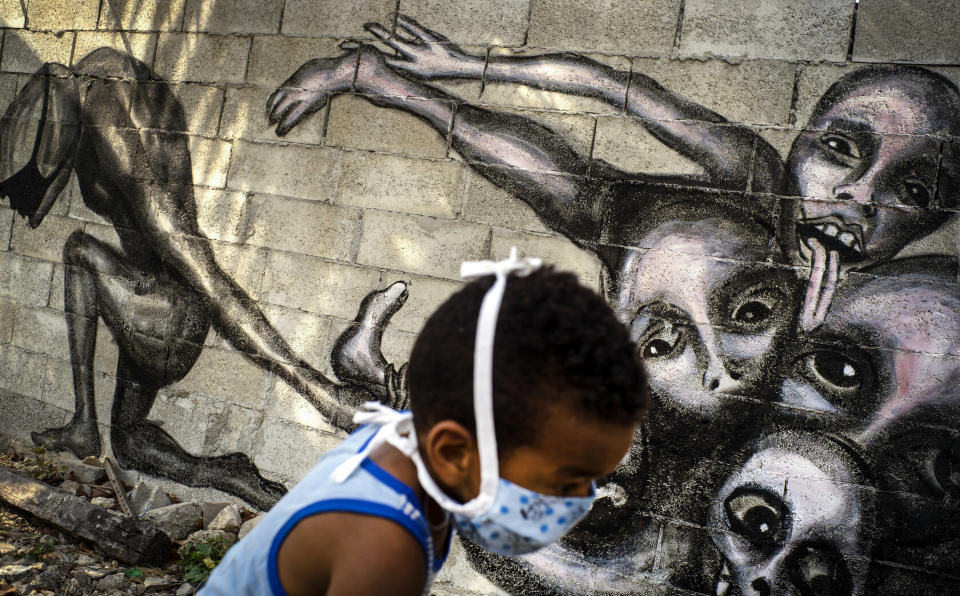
[281,0,396,38]
[337,151,463,218]
[631,58,795,127]
[246,36,343,88]
[357,211,489,280]
[0,344,46,399]
[243,194,360,260]
[260,250,381,320]
[145,392,211,455]
[0,252,53,307]
[194,188,247,243]
[73,32,159,66]
[0,0,24,28]
[679,0,855,61]
[0,72,19,115]
[0,300,15,343]
[0,206,12,250]
[253,415,343,482]
[1,30,74,74]
[854,0,960,64]
[460,168,551,234]
[792,63,857,130]
[219,86,325,145]
[46,264,64,310]
[756,126,795,161]
[40,356,116,420]
[28,0,99,31]
[226,140,339,201]
[154,33,251,84]
[377,272,462,335]
[92,323,121,374]
[0,389,68,444]
[183,0,284,35]
[528,0,681,55]
[480,50,630,115]
[189,136,232,188]
[208,240,267,300]
[9,306,68,361]
[67,175,109,226]
[199,400,266,458]
[491,229,601,289]
[166,346,270,408]
[325,94,451,158]
[398,0,529,46]
[97,0,186,31]
[259,303,332,373]
[167,84,225,137]
[380,327,417,367]
[267,371,341,434]
[592,116,705,178]
[10,214,82,263]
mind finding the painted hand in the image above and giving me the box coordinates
[353,14,483,80]
[267,53,356,136]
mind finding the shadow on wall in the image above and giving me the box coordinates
[3,5,960,596]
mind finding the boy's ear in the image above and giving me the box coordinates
[424,421,480,500]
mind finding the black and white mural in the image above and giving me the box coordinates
[5,13,960,595]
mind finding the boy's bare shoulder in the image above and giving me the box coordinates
[276,510,428,596]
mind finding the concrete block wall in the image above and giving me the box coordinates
[0,1,959,594]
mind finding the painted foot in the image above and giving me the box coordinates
[204,452,288,511]
[31,418,100,458]
[332,281,407,388]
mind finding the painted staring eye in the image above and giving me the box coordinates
[732,300,772,325]
[724,488,787,552]
[930,443,960,499]
[902,178,931,208]
[807,351,861,389]
[820,134,860,159]
[639,324,687,360]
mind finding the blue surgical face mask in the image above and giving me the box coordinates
[332,248,596,555]
[451,478,595,555]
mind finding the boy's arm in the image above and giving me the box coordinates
[371,15,783,191]
[276,512,427,596]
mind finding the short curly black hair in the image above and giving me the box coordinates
[407,266,648,456]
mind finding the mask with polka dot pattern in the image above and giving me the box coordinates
[450,478,595,555]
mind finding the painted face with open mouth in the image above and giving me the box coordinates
[784,68,955,285]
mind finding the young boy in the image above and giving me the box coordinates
[200,251,649,595]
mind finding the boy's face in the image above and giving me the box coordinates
[492,402,637,499]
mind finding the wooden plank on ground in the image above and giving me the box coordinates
[103,457,134,516]
[0,466,171,565]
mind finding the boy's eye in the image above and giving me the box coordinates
[820,134,860,159]
[902,178,931,208]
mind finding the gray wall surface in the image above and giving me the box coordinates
[1,0,959,593]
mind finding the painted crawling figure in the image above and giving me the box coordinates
[0,48,401,509]
[200,252,649,595]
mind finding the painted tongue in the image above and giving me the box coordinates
[800,236,840,331]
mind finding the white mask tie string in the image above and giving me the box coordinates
[332,247,542,519]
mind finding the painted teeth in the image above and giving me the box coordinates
[823,223,839,237]
[839,231,855,247]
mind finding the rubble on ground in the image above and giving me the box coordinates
[0,439,263,595]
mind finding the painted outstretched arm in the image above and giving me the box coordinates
[268,45,610,244]
[370,15,783,191]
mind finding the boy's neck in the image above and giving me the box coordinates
[369,443,452,549]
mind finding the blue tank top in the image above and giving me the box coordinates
[199,425,452,596]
